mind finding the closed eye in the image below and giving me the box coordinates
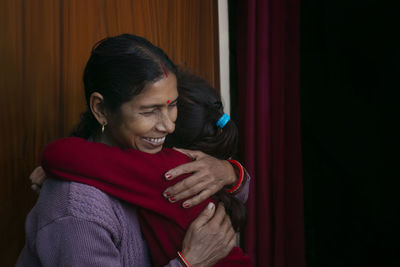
[140,109,157,116]
[168,100,178,107]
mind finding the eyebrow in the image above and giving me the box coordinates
[139,97,178,109]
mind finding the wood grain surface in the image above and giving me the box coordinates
[0,0,219,265]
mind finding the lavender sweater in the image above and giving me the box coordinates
[16,179,183,267]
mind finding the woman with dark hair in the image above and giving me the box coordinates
[17,34,248,267]
[38,72,251,266]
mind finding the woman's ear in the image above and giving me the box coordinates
[90,92,108,126]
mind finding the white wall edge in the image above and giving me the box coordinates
[218,0,230,115]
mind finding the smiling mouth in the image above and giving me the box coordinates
[142,136,166,146]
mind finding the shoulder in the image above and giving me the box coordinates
[21,179,150,266]
[67,181,124,233]
[20,215,123,267]
[27,179,124,240]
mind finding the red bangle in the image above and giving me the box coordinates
[177,251,191,267]
[226,159,244,193]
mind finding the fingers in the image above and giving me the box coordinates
[182,202,236,266]
[219,210,236,253]
[226,232,237,252]
[222,214,235,242]
[30,166,46,194]
[208,203,236,256]
[163,152,235,214]
[29,166,46,184]
[172,147,205,160]
[163,172,220,207]
[163,173,211,201]
[189,202,216,229]
[208,202,226,226]
[165,159,205,180]
[181,189,214,208]
[164,172,205,195]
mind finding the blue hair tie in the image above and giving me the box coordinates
[216,113,230,129]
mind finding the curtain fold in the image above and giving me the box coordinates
[236,0,304,266]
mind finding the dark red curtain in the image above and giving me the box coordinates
[236,0,304,266]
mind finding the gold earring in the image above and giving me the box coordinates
[101,123,105,133]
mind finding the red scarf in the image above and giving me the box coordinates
[41,137,251,266]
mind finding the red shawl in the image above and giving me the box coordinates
[41,137,251,266]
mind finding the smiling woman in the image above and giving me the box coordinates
[93,73,179,154]
[17,34,245,267]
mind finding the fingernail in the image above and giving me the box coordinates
[168,196,176,203]
[207,202,215,211]
[165,173,172,180]
[163,191,171,198]
[183,202,191,208]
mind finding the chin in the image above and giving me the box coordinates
[139,146,163,154]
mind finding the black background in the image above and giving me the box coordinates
[230,0,399,266]
[301,1,399,266]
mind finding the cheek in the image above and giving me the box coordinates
[170,107,178,123]
[124,117,155,137]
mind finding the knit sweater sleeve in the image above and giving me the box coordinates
[165,259,184,267]
[231,167,251,203]
[35,216,121,267]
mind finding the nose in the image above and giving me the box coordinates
[156,111,175,133]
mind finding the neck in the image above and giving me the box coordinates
[93,132,117,147]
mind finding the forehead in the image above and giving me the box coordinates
[131,74,178,106]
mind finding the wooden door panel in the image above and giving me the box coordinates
[0,0,219,265]
[60,0,219,133]
[1,1,63,265]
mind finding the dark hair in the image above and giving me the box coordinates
[165,71,246,232]
[71,34,177,138]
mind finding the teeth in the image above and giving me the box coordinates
[145,136,165,144]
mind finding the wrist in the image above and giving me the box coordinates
[225,160,244,193]
[179,250,201,267]
[224,159,237,186]
[177,251,192,267]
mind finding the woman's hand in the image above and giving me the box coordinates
[30,166,46,193]
[180,202,236,267]
[163,148,237,208]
